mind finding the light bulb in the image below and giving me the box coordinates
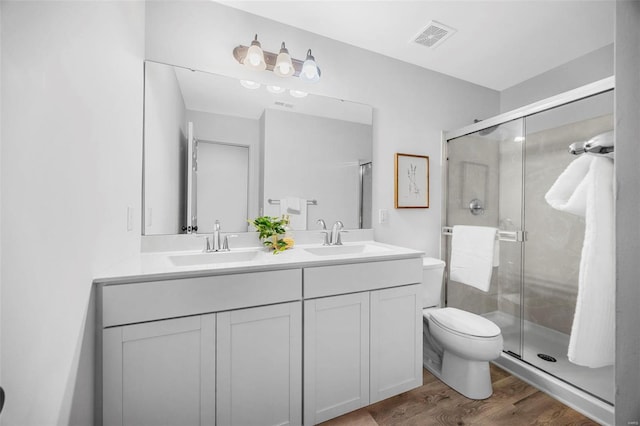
[278,62,291,75]
[248,52,262,66]
[303,66,315,79]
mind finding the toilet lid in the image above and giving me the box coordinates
[429,307,501,338]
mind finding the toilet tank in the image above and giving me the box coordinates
[422,257,446,308]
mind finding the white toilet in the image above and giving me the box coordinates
[421,257,503,399]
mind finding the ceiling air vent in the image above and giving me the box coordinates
[412,20,456,49]
[274,101,294,109]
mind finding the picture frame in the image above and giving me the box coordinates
[395,153,430,208]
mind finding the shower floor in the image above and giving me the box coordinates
[483,310,614,405]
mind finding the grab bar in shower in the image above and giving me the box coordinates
[441,226,526,242]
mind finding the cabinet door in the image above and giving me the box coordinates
[304,293,370,425]
[216,302,302,426]
[370,284,422,403]
[102,314,216,426]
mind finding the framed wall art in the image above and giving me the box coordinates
[395,153,429,208]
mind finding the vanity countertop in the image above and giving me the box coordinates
[94,241,424,285]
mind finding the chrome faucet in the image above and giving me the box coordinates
[330,221,346,245]
[317,219,330,246]
[222,234,237,251]
[205,220,222,252]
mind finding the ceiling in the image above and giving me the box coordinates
[221,1,615,91]
[172,64,373,123]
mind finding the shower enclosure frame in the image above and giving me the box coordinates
[441,76,615,425]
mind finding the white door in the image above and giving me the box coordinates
[196,142,249,233]
[216,302,302,426]
[186,121,197,233]
[102,315,216,426]
[370,284,423,403]
[304,293,370,425]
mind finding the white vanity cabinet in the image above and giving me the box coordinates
[98,269,302,426]
[217,302,302,426]
[97,254,424,426]
[102,315,216,426]
[304,292,371,424]
[302,258,423,425]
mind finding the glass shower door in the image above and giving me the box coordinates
[522,90,614,404]
[445,118,525,358]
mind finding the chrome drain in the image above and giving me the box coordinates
[537,353,557,362]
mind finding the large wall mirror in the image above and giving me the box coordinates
[143,61,373,236]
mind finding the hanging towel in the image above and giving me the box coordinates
[545,155,615,368]
[280,196,308,230]
[449,225,498,292]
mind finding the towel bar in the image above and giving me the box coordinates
[442,226,526,242]
[268,198,317,205]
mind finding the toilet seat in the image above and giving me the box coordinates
[428,307,501,338]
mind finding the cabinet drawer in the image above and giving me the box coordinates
[304,258,422,299]
[101,269,302,327]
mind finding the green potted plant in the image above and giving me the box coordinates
[250,215,294,254]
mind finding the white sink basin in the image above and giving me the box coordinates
[303,244,388,257]
[169,250,261,266]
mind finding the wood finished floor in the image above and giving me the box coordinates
[320,365,599,426]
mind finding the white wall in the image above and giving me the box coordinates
[614,1,640,423]
[262,109,371,230]
[144,62,187,235]
[500,44,613,113]
[185,109,261,230]
[0,2,3,397]
[0,2,144,424]
[145,1,500,256]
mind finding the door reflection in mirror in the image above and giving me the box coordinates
[143,61,372,235]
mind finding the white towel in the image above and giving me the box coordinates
[449,225,498,292]
[545,155,615,368]
[280,196,307,230]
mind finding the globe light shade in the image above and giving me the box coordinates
[300,49,321,83]
[274,42,295,77]
[244,35,266,71]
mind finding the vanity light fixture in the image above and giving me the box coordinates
[233,35,321,82]
[240,80,261,90]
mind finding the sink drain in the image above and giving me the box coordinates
[537,353,557,362]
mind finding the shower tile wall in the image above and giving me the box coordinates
[446,134,500,314]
